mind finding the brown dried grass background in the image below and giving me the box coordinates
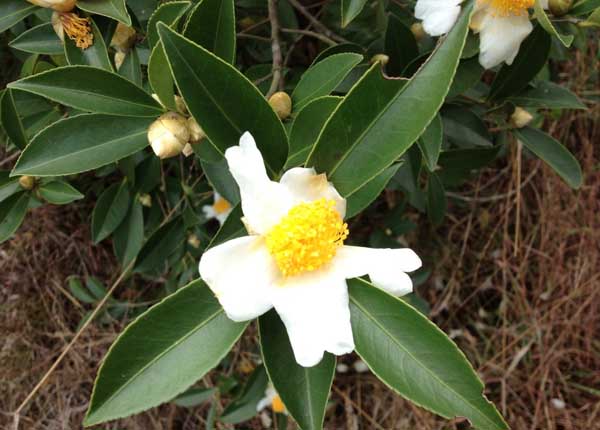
[2,51,599,430]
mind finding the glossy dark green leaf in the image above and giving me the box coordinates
[446,57,483,99]
[312,43,364,65]
[0,0,37,33]
[134,219,185,274]
[1,89,28,149]
[77,0,132,25]
[9,23,63,55]
[38,180,84,204]
[286,96,342,169]
[220,365,269,424]
[12,114,153,177]
[64,18,112,71]
[183,0,235,64]
[291,53,363,112]
[348,279,508,430]
[417,114,443,172]
[199,158,241,206]
[68,276,97,304]
[0,172,21,204]
[173,387,216,408]
[207,204,244,249]
[570,0,600,15]
[9,66,163,117]
[442,107,491,147]
[148,43,177,111]
[0,192,29,244]
[84,280,248,426]
[113,198,144,267]
[158,24,288,175]
[92,181,130,243]
[489,25,551,100]
[307,2,474,197]
[259,310,335,430]
[508,81,586,109]
[341,0,369,27]
[514,126,583,189]
[118,47,142,86]
[384,14,419,76]
[534,0,573,47]
[346,164,400,218]
[427,172,446,226]
[147,1,190,49]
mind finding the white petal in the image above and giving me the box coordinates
[273,272,354,367]
[332,246,422,296]
[416,0,463,36]
[202,205,216,219]
[225,132,294,234]
[199,236,278,321]
[216,211,230,225]
[279,167,346,218]
[477,13,533,69]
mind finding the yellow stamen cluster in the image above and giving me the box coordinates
[213,197,231,215]
[59,12,93,49]
[483,0,534,15]
[265,199,348,277]
[271,395,286,413]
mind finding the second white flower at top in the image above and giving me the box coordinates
[199,132,421,367]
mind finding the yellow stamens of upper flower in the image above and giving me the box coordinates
[265,199,348,277]
[271,395,286,413]
[482,0,534,16]
[213,197,231,214]
[59,12,94,49]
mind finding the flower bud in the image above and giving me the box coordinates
[411,22,426,41]
[18,175,36,190]
[187,234,201,249]
[139,193,152,207]
[182,143,194,157]
[510,107,534,128]
[268,92,292,120]
[187,117,206,143]
[175,95,188,115]
[27,0,76,12]
[114,51,126,70]
[549,0,572,16]
[110,23,136,52]
[370,53,389,66]
[148,112,190,159]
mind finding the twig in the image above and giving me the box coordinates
[286,0,349,43]
[267,0,283,98]
[514,139,522,257]
[280,28,336,46]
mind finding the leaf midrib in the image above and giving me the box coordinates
[350,295,501,429]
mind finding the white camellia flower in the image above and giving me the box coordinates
[199,132,422,367]
[415,0,548,69]
[202,192,233,225]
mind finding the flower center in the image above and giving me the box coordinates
[213,197,231,214]
[59,12,94,49]
[265,199,348,277]
[271,394,285,413]
[482,0,534,16]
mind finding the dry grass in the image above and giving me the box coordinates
[2,51,599,430]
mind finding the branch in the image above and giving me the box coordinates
[286,0,349,44]
[267,0,283,98]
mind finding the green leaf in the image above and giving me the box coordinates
[9,23,63,55]
[38,180,84,204]
[514,126,583,189]
[307,1,474,197]
[199,158,241,206]
[134,219,185,274]
[0,172,21,204]
[173,387,216,408]
[9,66,163,117]
[570,0,600,15]
[446,57,483,99]
[1,89,28,149]
[417,114,443,172]
[580,7,600,26]
[285,96,342,169]
[118,47,143,87]
[259,310,335,430]
[77,0,132,26]
[147,1,190,49]
[68,276,97,304]
[534,0,574,47]
[341,0,369,27]
[113,198,144,267]
[508,81,586,109]
[92,180,130,243]
[64,18,112,71]
[184,0,236,64]
[0,192,29,244]
[384,14,419,77]
[348,279,508,430]
[291,53,363,112]
[427,172,446,226]
[442,107,491,147]
[84,280,248,426]
[220,365,269,424]
[346,164,400,219]
[158,24,288,175]
[148,43,178,111]
[207,204,245,249]
[12,114,153,177]
[489,25,551,100]
[0,0,37,33]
